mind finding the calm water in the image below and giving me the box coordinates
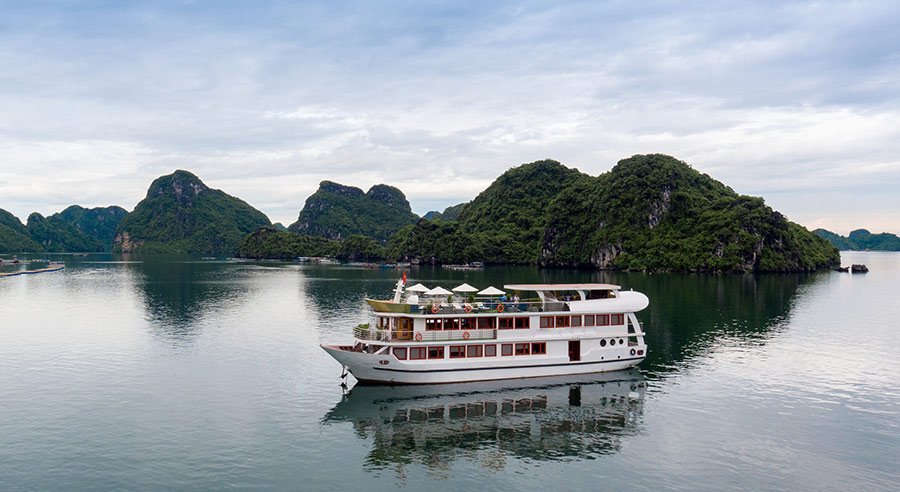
[1,253,897,490]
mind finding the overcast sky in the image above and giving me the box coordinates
[1,1,898,234]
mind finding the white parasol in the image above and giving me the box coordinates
[425,286,453,296]
[452,283,479,293]
[477,286,505,296]
[405,283,430,293]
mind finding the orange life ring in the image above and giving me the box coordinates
[464,304,473,313]
[431,304,439,314]
[462,331,470,340]
[496,303,504,313]
[415,332,423,341]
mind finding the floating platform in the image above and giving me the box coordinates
[0,265,65,277]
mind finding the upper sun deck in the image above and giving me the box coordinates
[367,280,648,317]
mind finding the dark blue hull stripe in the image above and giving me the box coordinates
[371,356,644,373]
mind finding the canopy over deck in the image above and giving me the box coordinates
[503,283,621,292]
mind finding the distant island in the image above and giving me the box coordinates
[814,228,900,251]
[1,153,844,273]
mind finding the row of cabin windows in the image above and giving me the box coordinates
[393,342,547,360]
[425,316,529,331]
[539,313,625,328]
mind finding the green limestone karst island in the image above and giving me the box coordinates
[814,228,900,251]
[287,181,418,241]
[114,170,270,255]
[383,155,838,272]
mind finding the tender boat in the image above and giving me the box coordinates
[321,279,650,385]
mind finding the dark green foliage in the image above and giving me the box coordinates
[389,160,589,264]
[814,228,900,251]
[26,205,127,252]
[115,170,271,255]
[272,222,288,231]
[238,227,338,259]
[336,235,386,262]
[848,229,900,250]
[0,208,43,253]
[455,160,589,263]
[441,203,467,221]
[387,220,478,264]
[288,181,418,241]
[541,154,839,272]
[423,202,468,222]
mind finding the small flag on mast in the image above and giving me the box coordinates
[401,272,407,284]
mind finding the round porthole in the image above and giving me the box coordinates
[619,338,624,345]
[600,339,607,347]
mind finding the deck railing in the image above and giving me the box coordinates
[416,300,567,315]
[353,327,497,343]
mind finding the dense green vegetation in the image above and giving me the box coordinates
[389,160,589,264]
[288,181,418,241]
[540,154,838,271]
[238,229,387,261]
[388,155,838,272]
[238,227,338,259]
[423,202,467,221]
[0,208,43,253]
[814,228,900,251]
[115,170,271,255]
[26,205,127,252]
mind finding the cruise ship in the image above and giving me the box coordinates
[321,279,650,385]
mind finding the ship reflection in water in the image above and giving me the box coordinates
[323,370,646,479]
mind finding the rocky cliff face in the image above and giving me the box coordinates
[288,181,418,241]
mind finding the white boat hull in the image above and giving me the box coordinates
[322,344,644,385]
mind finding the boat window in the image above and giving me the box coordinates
[466,345,483,357]
[499,317,515,330]
[583,315,595,326]
[410,347,427,360]
[378,317,388,329]
[425,318,442,331]
[393,347,408,360]
[600,339,607,347]
[587,290,611,299]
[514,317,529,329]
[514,343,530,355]
[531,342,547,355]
[460,317,475,330]
[571,315,582,327]
[540,316,554,328]
[484,344,497,357]
[555,316,570,328]
[443,318,460,330]
[477,317,496,329]
[619,338,625,345]
[611,314,624,325]
[596,314,610,326]
[428,346,445,359]
[449,346,466,359]
[501,344,513,356]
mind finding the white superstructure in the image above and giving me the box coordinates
[321,280,650,385]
